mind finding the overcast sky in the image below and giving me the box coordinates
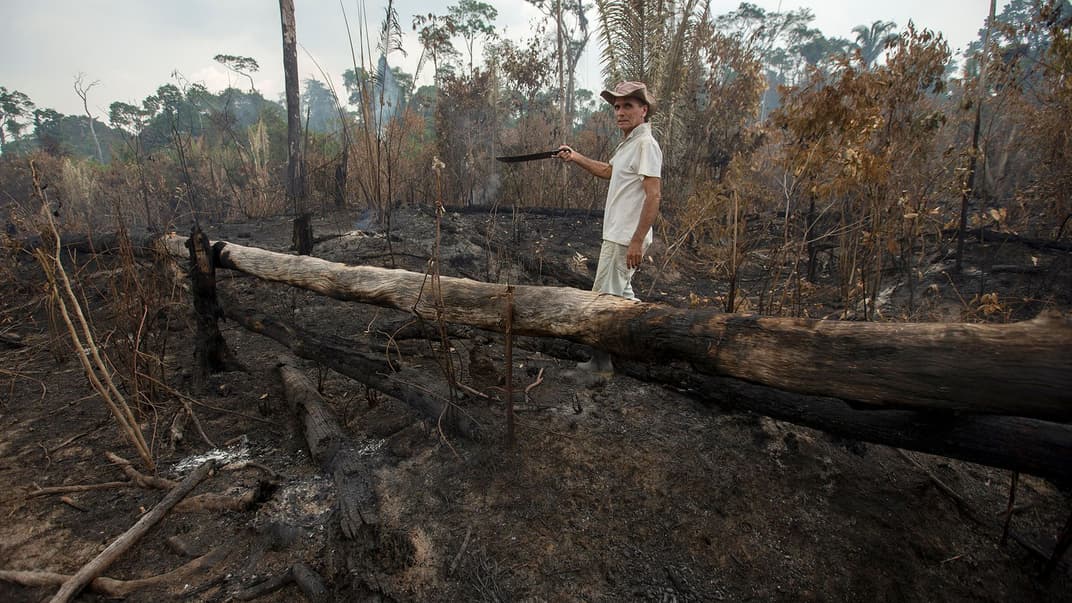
[2,0,1005,118]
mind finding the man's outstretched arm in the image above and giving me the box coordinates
[557,145,612,180]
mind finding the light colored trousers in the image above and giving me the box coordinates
[592,239,641,300]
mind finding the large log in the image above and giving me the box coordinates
[520,338,1072,482]
[650,363,1072,483]
[159,235,1072,422]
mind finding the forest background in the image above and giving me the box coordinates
[2,0,1070,321]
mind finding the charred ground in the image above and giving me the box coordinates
[0,206,1069,602]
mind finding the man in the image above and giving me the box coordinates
[558,81,662,375]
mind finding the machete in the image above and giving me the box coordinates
[495,149,562,163]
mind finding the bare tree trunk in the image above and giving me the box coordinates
[157,235,1072,422]
[74,74,105,163]
[186,226,239,384]
[279,0,304,215]
[956,0,996,272]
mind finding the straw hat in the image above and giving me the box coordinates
[599,81,656,115]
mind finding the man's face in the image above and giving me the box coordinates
[613,97,647,135]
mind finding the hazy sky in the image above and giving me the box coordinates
[2,1,1004,118]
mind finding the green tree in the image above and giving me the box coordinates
[713,3,820,116]
[32,108,64,155]
[214,54,260,92]
[302,79,341,133]
[413,12,460,87]
[0,87,35,154]
[852,20,899,69]
[448,0,499,77]
[343,65,414,118]
[596,0,713,170]
[526,0,592,132]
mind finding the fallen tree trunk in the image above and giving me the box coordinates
[276,355,379,538]
[521,338,1072,482]
[159,235,1072,422]
[226,300,481,440]
[648,363,1072,483]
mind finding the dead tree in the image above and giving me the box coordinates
[186,226,238,384]
[158,235,1072,422]
[279,0,307,248]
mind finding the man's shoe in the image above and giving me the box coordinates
[577,350,614,375]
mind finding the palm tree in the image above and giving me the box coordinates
[595,0,708,165]
[852,20,899,69]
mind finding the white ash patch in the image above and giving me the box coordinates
[256,473,335,528]
[169,442,251,476]
[355,438,386,457]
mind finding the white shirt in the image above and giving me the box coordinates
[604,122,662,246]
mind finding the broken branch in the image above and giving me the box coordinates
[48,459,216,603]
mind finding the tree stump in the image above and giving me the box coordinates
[186,226,237,386]
[292,213,313,256]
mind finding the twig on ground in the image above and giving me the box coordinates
[27,481,132,497]
[181,399,216,448]
[0,546,227,598]
[455,381,494,401]
[105,452,177,490]
[898,449,1070,575]
[448,526,473,577]
[39,443,51,469]
[48,423,106,454]
[524,367,545,404]
[220,460,280,480]
[134,369,277,425]
[897,449,986,525]
[47,459,216,603]
[59,496,88,512]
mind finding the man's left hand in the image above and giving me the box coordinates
[627,240,643,269]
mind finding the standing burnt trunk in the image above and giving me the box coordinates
[279,0,305,216]
[334,142,348,208]
[292,212,313,256]
[186,227,236,385]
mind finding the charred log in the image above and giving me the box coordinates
[224,300,481,440]
[518,337,1072,482]
[291,213,313,255]
[159,235,1072,422]
[276,355,379,538]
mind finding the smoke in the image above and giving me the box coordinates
[372,55,402,136]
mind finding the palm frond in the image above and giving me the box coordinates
[378,0,406,58]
